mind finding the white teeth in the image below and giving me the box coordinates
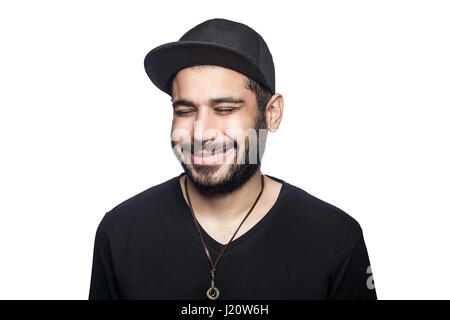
[194,148,228,157]
[196,151,223,157]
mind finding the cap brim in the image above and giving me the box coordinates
[144,41,269,96]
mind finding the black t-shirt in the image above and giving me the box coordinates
[89,173,377,300]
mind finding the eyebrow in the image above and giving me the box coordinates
[172,97,245,109]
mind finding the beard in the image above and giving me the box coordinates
[171,114,267,195]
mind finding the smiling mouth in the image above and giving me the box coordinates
[193,147,225,156]
[190,147,235,165]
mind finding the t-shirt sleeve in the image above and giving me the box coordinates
[88,212,122,300]
[327,231,377,300]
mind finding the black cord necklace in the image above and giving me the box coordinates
[184,174,265,300]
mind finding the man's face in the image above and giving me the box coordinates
[170,65,268,194]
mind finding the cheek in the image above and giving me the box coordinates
[224,115,255,131]
[171,121,192,146]
[171,118,192,134]
[224,118,255,154]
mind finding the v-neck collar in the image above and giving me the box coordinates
[173,172,289,254]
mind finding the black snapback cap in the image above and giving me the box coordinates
[144,18,276,96]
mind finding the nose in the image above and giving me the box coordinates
[193,107,221,146]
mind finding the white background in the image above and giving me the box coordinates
[0,0,449,300]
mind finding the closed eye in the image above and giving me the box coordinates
[216,108,237,114]
[174,110,194,116]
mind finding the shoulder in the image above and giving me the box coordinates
[96,174,181,237]
[275,177,364,253]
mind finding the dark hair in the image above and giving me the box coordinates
[244,76,272,128]
[170,65,273,127]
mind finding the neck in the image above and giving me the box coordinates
[184,169,264,224]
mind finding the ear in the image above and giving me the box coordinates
[265,93,284,132]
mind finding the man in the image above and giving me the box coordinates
[89,18,377,300]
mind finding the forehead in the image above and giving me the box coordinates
[171,65,253,102]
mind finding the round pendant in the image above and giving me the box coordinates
[206,287,220,300]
